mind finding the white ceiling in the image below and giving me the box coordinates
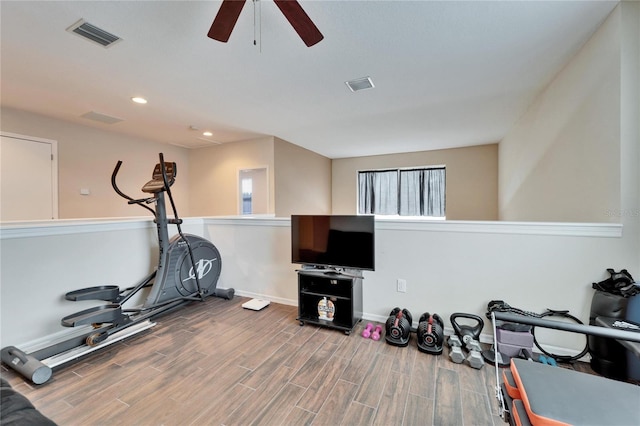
[0,1,617,159]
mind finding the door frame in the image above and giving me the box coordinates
[0,131,59,220]
[237,166,270,216]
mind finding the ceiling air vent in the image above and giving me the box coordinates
[345,76,375,93]
[66,19,122,48]
[81,111,124,125]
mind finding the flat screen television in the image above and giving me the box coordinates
[291,215,375,271]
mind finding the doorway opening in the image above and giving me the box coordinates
[238,168,268,215]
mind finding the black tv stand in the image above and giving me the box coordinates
[296,269,363,334]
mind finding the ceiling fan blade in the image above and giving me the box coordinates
[273,0,324,47]
[208,0,247,42]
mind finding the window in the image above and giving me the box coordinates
[358,167,445,217]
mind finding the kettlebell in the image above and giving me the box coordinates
[450,313,484,345]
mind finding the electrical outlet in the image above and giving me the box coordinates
[397,278,407,293]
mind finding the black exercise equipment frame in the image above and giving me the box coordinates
[1,153,233,384]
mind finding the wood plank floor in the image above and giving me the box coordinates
[1,296,592,426]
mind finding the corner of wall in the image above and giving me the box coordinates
[498,8,621,223]
[273,137,332,217]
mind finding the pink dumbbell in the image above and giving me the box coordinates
[371,325,383,341]
[362,323,374,338]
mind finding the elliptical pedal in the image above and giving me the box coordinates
[61,304,125,327]
[65,285,121,302]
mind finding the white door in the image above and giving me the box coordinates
[0,133,58,221]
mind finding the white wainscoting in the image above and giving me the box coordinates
[0,217,627,357]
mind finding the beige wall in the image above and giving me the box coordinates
[0,107,491,220]
[273,137,332,217]
[188,137,275,216]
[499,6,621,223]
[331,144,498,220]
[620,1,640,273]
[4,3,625,225]
[0,107,190,218]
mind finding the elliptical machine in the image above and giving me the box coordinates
[1,154,233,384]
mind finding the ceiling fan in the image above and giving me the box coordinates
[207,0,324,47]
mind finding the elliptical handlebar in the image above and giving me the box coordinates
[158,153,178,219]
[110,154,187,226]
[111,161,129,200]
[111,160,156,216]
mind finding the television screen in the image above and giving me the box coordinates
[291,215,375,271]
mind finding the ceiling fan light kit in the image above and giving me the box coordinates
[208,0,323,47]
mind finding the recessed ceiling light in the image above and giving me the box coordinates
[203,131,213,137]
[131,97,147,104]
[345,76,375,92]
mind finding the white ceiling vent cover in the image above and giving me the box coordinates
[81,111,124,124]
[345,77,375,92]
[66,19,122,48]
